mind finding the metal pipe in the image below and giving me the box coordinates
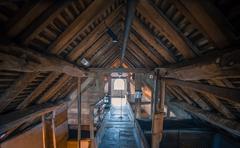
[120,0,138,64]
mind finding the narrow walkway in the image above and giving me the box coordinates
[98,101,140,148]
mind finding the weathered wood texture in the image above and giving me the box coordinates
[0,101,66,133]
[0,45,86,77]
[166,78,240,104]
[157,49,240,80]
[172,101,240,137]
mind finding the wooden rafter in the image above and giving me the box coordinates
[17,72,60,109]
[126,48,146,68]
[172,100,240,137]
[20,0,72,44]
[0,45,86,77]
[166,78,240,104]
[137,0,195,59]
[128,46,153,68]
[67,3,124,61]
[50,0,114,54]
[132,18,176,63]
[128,41,157,67]
[0,101,66,133]
[0,72,39,112]
[178,0,233,48]
[6,0,53,38]
[129,33,162,65]
[37,75,71,104]
[157,49,240,80]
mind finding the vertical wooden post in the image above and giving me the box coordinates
[126,75,131,101]
[77,77,81,148]
[90,107,95,148]
[151,84,154,117]
[152,70,165,148]
[51,111,57,148]
[108,76,111,104]
[135,73,142,119]
[41,115,46,148]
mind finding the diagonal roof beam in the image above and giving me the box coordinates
[129,33,162,65]
[51,0,116,55]
[0,45,86,77]
[166,78,240,104]
[156,49,240,81]
[137,0,195,59]
[171,100,240,137]
[0,72,39,112]
[67,3,124,61]
[132,19,176,63]
[177,0,234,48]
[6,0,53,38]
[17,72,60,109]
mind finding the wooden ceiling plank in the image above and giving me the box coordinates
[83,35,110,60]
[168,0,215,46]
[172,101,240,137]
[157,49,240,81]
[125,50,145,68]
[92,44,116,65]
[179,0,232,48]
[67,4,123,61]
[122,58,134,68]
[128,45,153,69]
[37,75,71,104]
[0,72,39,112]
[130,33,162,65]
[171,87,193,104]
[84,24,121,60]
[101,52,120,68]
[89,41,115,65]
[166,78,240,104]
[0,45,86,77]
[49,0,114,54]
[17,72,60,109]
[125,56,138,68]
[6,0,53,38]
[126,47,148,68]
[137,0,195,59]
[180,88,211,111]
[132,19,176,63]
[203,92,235,119]
[21,0,71,44]
[95,47,119,67]
[129,41,157,67]
[0,101,65,134]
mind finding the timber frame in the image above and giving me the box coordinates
[0,0,240,144]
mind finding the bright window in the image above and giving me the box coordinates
[113,79,125,90]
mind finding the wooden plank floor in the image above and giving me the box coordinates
[98,101,140,148]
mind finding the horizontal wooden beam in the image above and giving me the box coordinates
[0,101,66,133]
[156,49,240,80]
[0,45,86,77]
[166,78,240,104]
[88,68,152,73]
[171,101,240,137]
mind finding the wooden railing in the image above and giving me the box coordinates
[90,96,111,147]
